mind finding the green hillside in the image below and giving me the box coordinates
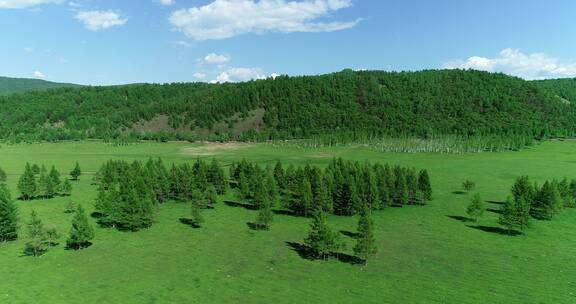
[0,76,80,95]
[0,69,575,143]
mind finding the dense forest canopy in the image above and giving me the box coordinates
[0,77,80,95]
[0,69,575,142]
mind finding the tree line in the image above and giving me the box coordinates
[17,162,79,200]
[0,69,575,144]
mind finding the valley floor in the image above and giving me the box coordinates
[0,141,574,303]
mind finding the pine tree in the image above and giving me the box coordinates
[24,211,49,256]
[60,179,72,196]
[531,181,559,220]
[66,205,95,250]
[205,185,218,206]
[299,179,313,217]
[237,171,250,201]
[0,167,7,184]
[255,197,273,230]
[417,169,432,203]
[466,193,484,222]
[462,180,476,192]
[353,206,377,265]
[499,197,519,234]
[70,162,82,181]
[274,160,285,190]
[0,185,18,242]
[18,162,37,200]
[304,209,343,259]
[190,198,204,228]
[48,166,62,196]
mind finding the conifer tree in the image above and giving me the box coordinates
[466,193,484,222]
[266,171,280,207]
[531,181,560,220]
[48,166,62,194]
[255,197,273,230]
[417,169,432,203]
[274,160,285,190]
[304,209,343,259]
[24,211,49,256]
[395,173,409,206]
[353,206,377,265]
[60,179,72,196]
[0,185,18,242]
[205,185,218,206]
[0,167,7,184]
[66,205,95,250]
[190,197,204,228]
[70,162,82,181]
[462,180,476,192]
[237,171,250,201]
[499,197,519,234]
[18,162,37,200]
[299,179,313,217]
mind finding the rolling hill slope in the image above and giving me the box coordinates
[0,69,575,142]
[0,76,80,95]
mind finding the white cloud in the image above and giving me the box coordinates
[203,53,230,65]
[0,0,62,9]
[75,10,127,31]
[169,0,360,40]
[175,40,191,47]
[33,71,45,78]
[211,67,267,83]
[157,0,174,5]
[193,72,206,79]
[270,73,280,79]
[443,48,576,80]
[23,47,34,53]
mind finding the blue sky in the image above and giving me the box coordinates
[1,0,576,85]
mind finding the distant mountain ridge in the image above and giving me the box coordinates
[0,76,80,94]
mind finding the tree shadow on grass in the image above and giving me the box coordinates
[179,218,201,229]
[339,230,361,239]
[467,225,522,236]
[452,191,467,195]
[224,200,258,211]
[272,209,307,218]
[284,241,364,265]
[486,208,502,215]
[487,200,505,205]
[65,242,93,251]
[445,215,473,222]
[246,222,269,231]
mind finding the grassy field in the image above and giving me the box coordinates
[0,140,575,303]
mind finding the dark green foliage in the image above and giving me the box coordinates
[190,195,205,228]
[499,197,520,233]
[462,180,476,192]
[70,162,81,181]
[205,185,218,206]
[0,167,7,184]
[466,193,484,222]
[60,179,72,196]
[18,163,37,200]
[255,198,273,230]
[353,206,377,265]
[1,70,575,143]
[417,169,432,203]
[304,209,343,259]
[24,211,49,256]
[66,205,95,250]
[0,185,18,242]
[531,181,561,220]
[64,201,76,214]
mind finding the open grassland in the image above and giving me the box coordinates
[0,141,575,303]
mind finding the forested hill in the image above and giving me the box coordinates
[0,77,80,95]
[533,78,576,104]
[1,69,576,143]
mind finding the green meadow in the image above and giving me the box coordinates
[0,140,575,303]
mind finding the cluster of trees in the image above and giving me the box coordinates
[467,176,576,233]
[93,158,227,231]
[229,158,433,220]
[17,163,74,200]
[0,70,575,143]
[0,175,94,256]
